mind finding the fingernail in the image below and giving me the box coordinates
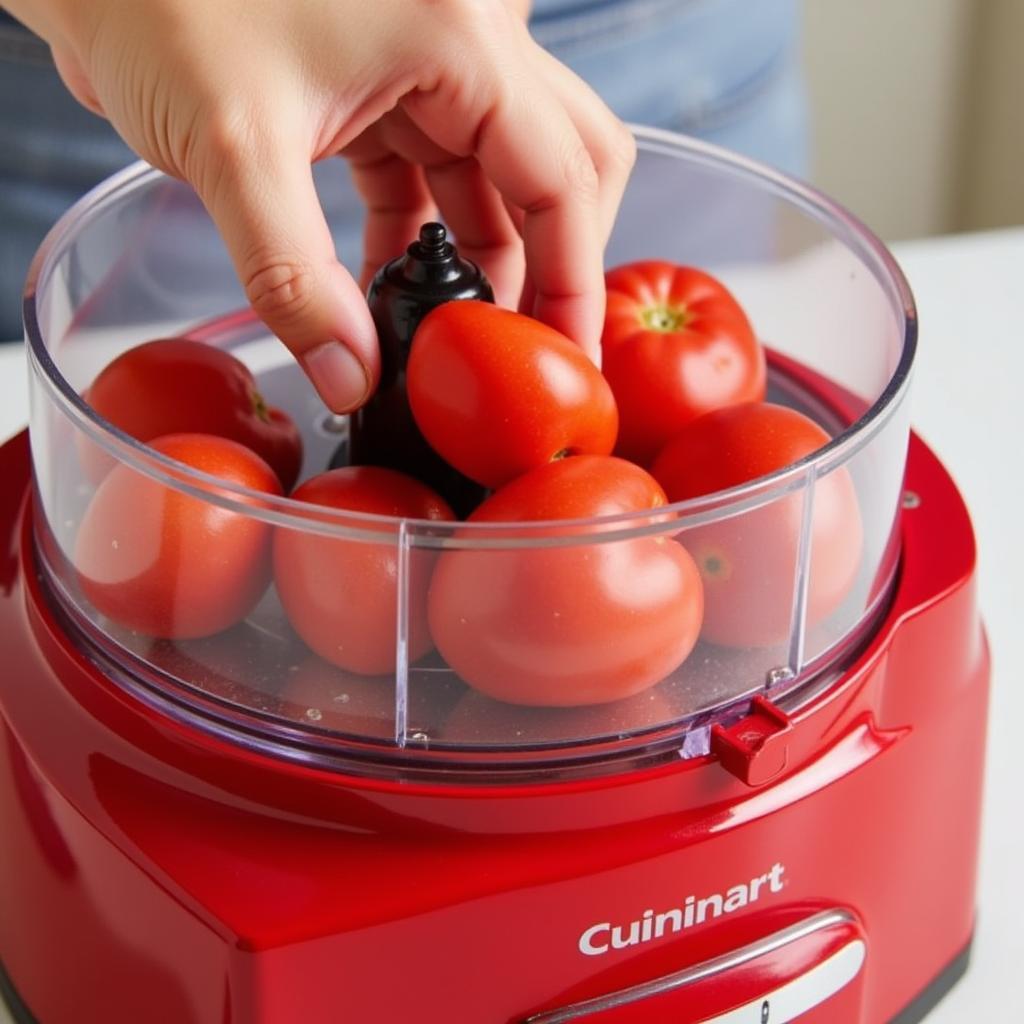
[301,341,369,413]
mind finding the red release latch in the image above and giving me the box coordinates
[710,696,793,787]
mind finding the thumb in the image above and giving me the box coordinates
[199,144,380,414]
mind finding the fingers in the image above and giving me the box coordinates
[345,139,437,291]
[197,130,380,414]
[399,22,635,362]
[422,154,526,310]
[336,16,633,359]
[404,75,605,362]
[345,114,525,309]
[530,45,637,256]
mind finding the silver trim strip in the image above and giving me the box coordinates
[524,909,858,1023]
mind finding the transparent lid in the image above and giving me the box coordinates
[23,129,915,780]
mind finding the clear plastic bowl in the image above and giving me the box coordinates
[23,128,915,779]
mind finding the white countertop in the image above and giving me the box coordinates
[1,228,1022,1021]
[887,228,1024,1022]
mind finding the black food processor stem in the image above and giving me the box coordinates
[336,223,494,516]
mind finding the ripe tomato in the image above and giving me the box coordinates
[602,261,766,465]
[85,337,303,491]
[428,455,704,706]
[651,402,863,648]
[407,301,618,489]
[273,467,455,675]
[75,433,282,639]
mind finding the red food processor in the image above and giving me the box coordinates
[0,130,988,1023]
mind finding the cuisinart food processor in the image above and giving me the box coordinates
[0,130,988,1023]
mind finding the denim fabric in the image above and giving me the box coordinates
[0,23,137,340]
[0,0,804,340]
[531,0,806,176]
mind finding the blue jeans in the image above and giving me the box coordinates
[0,0,805,340]
[531,0,806,173]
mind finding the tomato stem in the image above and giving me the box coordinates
[642,304,689,333]
[250,389,271,423]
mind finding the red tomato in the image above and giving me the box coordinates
[428,455,704,706]
[273,467,455,675]
[602,261,766,465]
[85,337,303,491]
[651,402,863,648]
[75,433,282,639]
[407,301,618,489]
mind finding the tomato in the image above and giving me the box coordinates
[428,455,704,706]
[84,337,303,491]
[407,300,618,489]
[650,402,863,648]
[75,433,281,639]
[273,467,455,675]
[601,261,766,465]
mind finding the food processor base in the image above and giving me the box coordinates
[0,939,976,1024]
[1,958,38,1024]
[890,941,972,1024]
[0,421,991,1023]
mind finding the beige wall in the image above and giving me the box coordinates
[801,0,1022,241]
[956,0,1024,230]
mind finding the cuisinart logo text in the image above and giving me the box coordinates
[578,863,786,957]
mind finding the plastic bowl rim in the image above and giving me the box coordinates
[22,129,918,547]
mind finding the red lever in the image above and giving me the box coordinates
[711,696,793,786]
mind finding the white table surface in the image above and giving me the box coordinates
[1,228,1022,1021]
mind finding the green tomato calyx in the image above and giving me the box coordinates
[250,388,271,423]
[642,304,689,333]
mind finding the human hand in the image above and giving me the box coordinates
[9,0,634,412]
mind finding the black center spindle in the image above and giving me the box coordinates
[333,223,495,516]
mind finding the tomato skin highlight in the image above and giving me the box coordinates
[601,261,766,466]
[651,402,863,648]
[74,433,282,639]
[273,467,455,675]
[407,301,618,489]
[428,455,704,707]
[84,337,303,491]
